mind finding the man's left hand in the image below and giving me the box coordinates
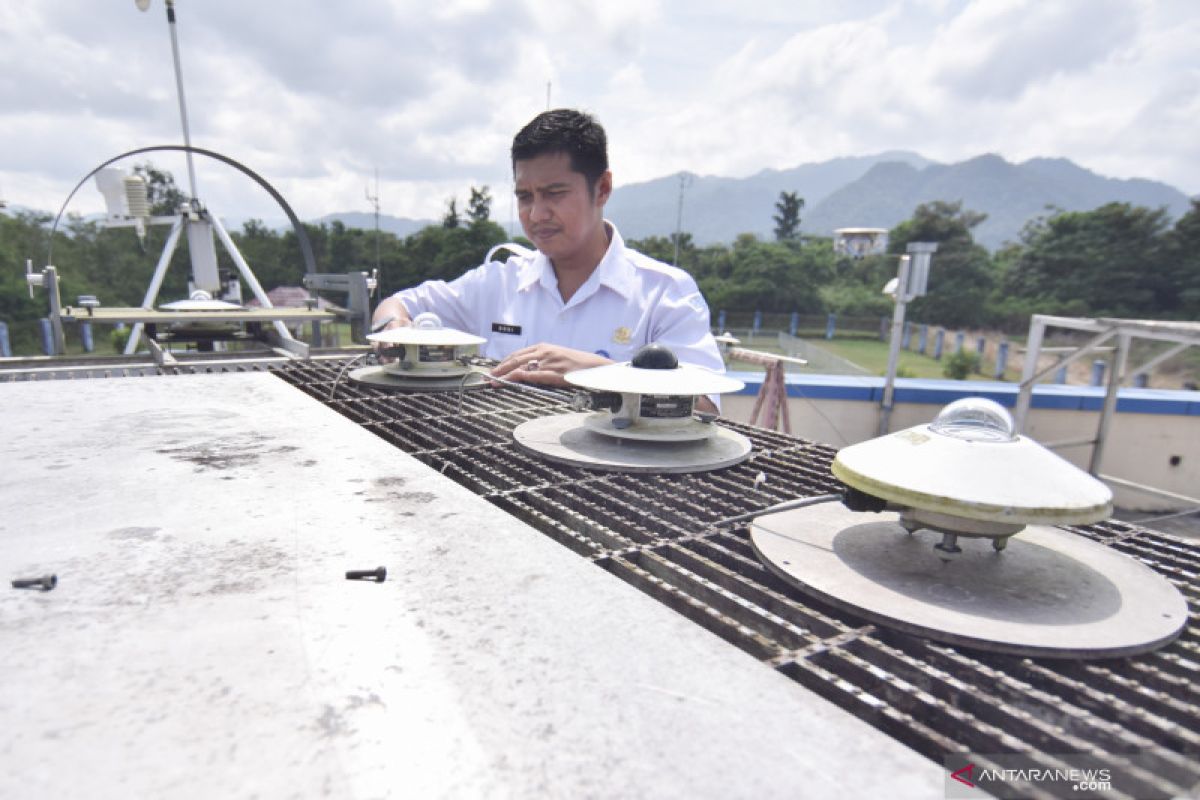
[491,344,613,386]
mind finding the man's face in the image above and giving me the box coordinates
[514,152,611,263]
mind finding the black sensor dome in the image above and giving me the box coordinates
[631,344,678,370]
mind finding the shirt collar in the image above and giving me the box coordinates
[516,221,636,300]
[590,222,636,300]
[516,253,543,292]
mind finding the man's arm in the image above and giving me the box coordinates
[371,262,497,340]
[650,293,724,373]
[649,282,725,415]
[371,294,412,333]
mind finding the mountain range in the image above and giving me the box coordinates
[309,210,430,239]
[604,152,1193,250]
[163,152,1198,252]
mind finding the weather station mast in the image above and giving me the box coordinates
[24,0,345,363]
[95,0,302,355]
[154,0,199,203]
[878,242,938,435]
[116,0,291,353]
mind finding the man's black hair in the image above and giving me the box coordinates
[511,109,608,192]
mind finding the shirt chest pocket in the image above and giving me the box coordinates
[593,319,646,363]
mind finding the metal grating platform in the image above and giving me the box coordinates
[271,358,1200,800]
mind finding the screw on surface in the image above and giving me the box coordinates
[12,574,57,591]
[345,567,387,583]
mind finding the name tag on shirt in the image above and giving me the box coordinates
[492,322,522,336]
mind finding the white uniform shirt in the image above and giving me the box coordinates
[392,223,725,374]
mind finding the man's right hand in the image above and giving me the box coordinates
[370,297,412,361]
[372,296,412,333]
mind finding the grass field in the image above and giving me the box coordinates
[816,339,944,379]
[725,335,1014,381]
[817,339,1014,380]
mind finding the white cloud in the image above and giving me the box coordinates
[927,0,1137,100]
[605,0,1200,194]
[0,0,1196,234]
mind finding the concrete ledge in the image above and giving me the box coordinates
[0,372,942,798]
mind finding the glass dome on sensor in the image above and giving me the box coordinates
[928,397,1016,443]
[412,311,443,329]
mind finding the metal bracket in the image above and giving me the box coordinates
[266,329,309,360]
[302,272,376,344]
[145,336,178,367]
[25,262,66,355]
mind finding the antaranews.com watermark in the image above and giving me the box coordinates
[943,752,1191,799]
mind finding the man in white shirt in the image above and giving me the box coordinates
[370,109,724,410]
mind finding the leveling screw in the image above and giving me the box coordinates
[12,574,57,591]
[345,567,387,583]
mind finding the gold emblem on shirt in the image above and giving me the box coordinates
[612,326,631,344]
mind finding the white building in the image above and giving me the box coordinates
[834,227,889,257]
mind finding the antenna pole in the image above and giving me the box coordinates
[165,0,199,201]
[878,255,911,436]
[546,81,551,110]
[673,174,690,266]
[365,167,381,273]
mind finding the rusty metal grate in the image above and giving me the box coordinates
[271,358,1200,800]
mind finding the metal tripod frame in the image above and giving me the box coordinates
[123,208,294,355]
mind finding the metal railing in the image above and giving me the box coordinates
[1015,314,1200,509]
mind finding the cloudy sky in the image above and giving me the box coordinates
[1,0,1197,227]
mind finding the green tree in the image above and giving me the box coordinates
[1000,202,1170,319]
[133,162,186,215]
[467,186,492,225]
[0,191,517,354]
[773,191,804,242]
[389,220,507,286]
[232,218,291,289]
[627,233,696,270]
[0,206,182,353]
[1154,199,1200,319]
[328,220,359,269]
[697,234,823,312]
[442,198,460,229]
[0,212,49,352]
[890,201,994,328]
